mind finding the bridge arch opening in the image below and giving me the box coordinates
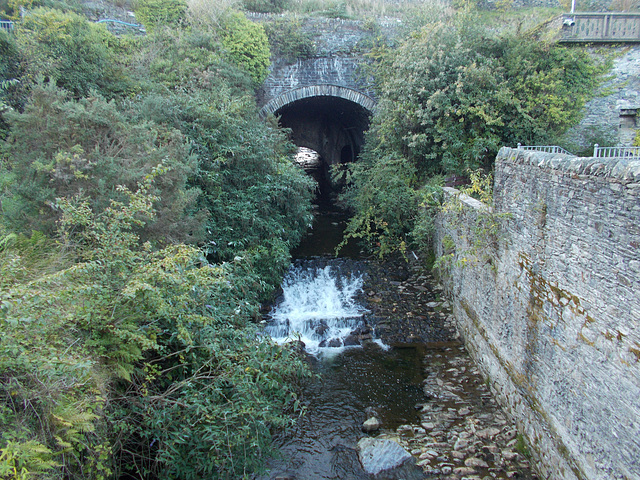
[265,89,372,205]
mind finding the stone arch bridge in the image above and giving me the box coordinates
[253,16,391,199]
[258,55,375,198]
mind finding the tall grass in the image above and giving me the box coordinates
[231,0,439,19]
[186,0,240,26]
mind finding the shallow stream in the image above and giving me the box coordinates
[259,206,538,480]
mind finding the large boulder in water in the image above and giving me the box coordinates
[357,437,426,479]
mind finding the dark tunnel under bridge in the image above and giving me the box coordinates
[260,86,375,203]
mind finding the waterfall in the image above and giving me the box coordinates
[266,259,369,355]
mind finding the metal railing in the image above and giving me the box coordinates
[516,143,640,158]
[96,19,142,28]
[593,144,640,158]
[0,20,14,34]
[517,144,576,156]
[0,18,144,35]
[560,13,640,43]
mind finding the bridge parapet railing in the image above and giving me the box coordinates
[517,144,576,156]
[593,144,640,158]
[516,143,640,158]
[560,12,640,43]
[0,20,14,34]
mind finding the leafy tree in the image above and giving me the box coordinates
[498,37,605,145]
[341,13,607,256]
[0,82,203,244]
[363,15,604,177]
[13,8,133,99]
[221,12,271,84]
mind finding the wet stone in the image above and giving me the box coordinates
[362,417,382,433]
[343,334,360,346]
[357,255,538,480]
[466,457,490,468]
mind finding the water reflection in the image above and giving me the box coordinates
[258,345,425,480]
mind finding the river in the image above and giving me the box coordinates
[258,205,539,480]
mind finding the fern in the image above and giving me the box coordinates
[0,440,58,478]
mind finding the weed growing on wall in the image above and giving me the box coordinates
[263,16,316,63]
[243,0,290,13]
[435,170,511,276]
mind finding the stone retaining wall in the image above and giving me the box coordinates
[435,147,640,480]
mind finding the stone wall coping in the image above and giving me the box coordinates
[442,186,490,211]
[498,146,640,183]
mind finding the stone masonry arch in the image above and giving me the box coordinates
[259,85,376,118]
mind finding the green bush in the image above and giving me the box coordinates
[143,27,255,93]
[0,82,203,245]
[221,12,271,84]
[134,0,187,30]
[264,17,315,62]
[337,152,419,256]
[14,7,134,99]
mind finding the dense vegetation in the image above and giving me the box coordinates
[0,1,315,478]
[338,7,609,257]
[0,0,612,478]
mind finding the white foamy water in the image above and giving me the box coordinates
[266,263,368,355]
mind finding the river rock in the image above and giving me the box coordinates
[343,334,360,346]
[477,427,501,439]
[319,338,342,348]
[454,437,470,451]
[365,406,378,417]
[453,466,476,476]
[362,417,382,432]
[465,457,489,468]
[357,437,426,479]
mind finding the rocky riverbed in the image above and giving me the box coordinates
[361,253,457,345]
[357,254,539,480]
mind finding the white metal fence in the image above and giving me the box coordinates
[0,20,14,34]
[593,144,640,158]
[516,144,576,156]
[516,143,640,158]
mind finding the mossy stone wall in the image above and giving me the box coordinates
[435,147,640,480]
